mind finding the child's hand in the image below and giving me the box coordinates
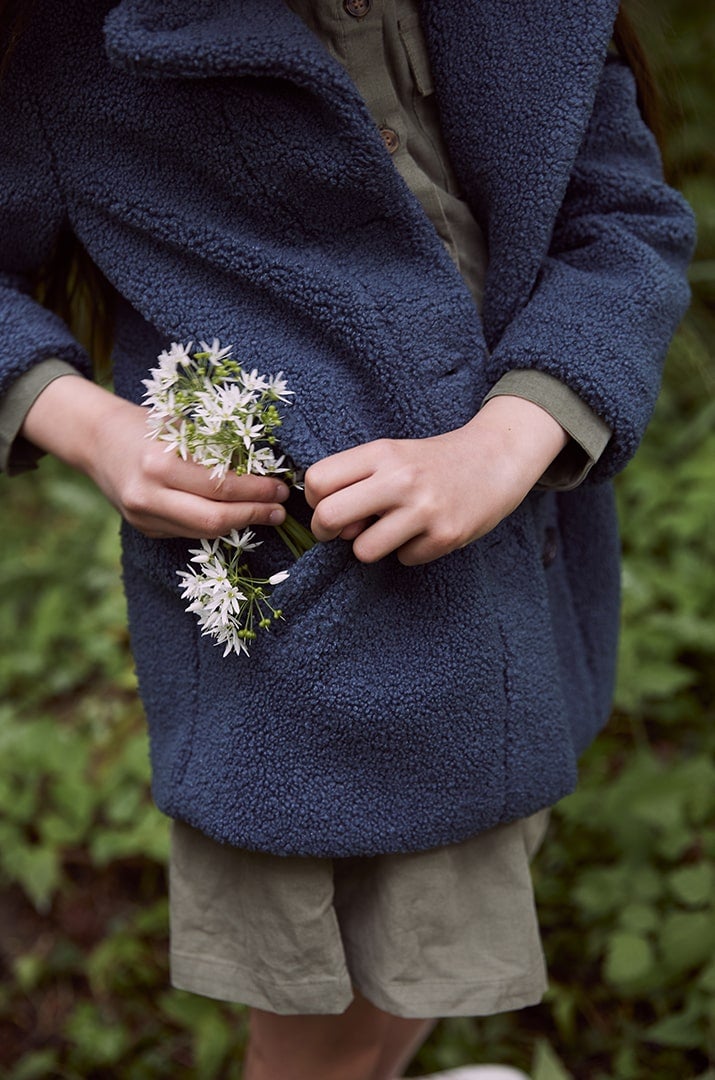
[305,396,569,566]
[21,377,289,538]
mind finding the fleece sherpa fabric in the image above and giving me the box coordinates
[0,0,695,856]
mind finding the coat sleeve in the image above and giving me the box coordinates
[0,56,91,400]
[487,53,696,483]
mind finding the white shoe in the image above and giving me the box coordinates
[409,1068,530,1080]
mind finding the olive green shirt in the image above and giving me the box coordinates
[0,0,611,485]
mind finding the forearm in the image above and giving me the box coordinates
[0,362,86,475]
[20,375,128,478]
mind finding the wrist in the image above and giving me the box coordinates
[466,395,569,479]
[20,376,125,476]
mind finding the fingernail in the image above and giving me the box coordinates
[275,482,289,500]
[269,508,285,524]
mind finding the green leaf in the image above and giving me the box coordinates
[3,844,61,913]
[195,1011,233,1080]
[613,1044,640,1080]
[159,990,219,1030]
[646,998,708,1049]
[659,912,715,978]
[8,1049,60,1080]
[544,983,578,1041]
[65,1002,131,1067]
[656,824,697,861]
[698,958,715,994]
[572,867,624,917]
[618,903,661,935]
[532,1038,573,1080]
[87,933,148,997]
[603,932,655,989]
[13,953,44,993]
[668,863,715,907]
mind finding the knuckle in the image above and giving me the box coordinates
[432,520,461,551]
[208,474,232,500]
[394,462,420,495]
[121,481,150,516]
[303,466,324,507]
[375,439,399,468]
[245,504,268,526]
[199,509,226,536]
[141,445,165,480]
[310,517,331,543]
[314,502,340,534]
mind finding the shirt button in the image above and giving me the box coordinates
[343,0,371,17]
[379,127,400,154]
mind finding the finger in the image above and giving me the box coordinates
[147,447,290,503]
[304,442,384,507]
[339,518,372,541]
[310,475,398,541]
[396,519,485,566]
[201,472,291,504]
[395,534,449,567]
[123,487,287,538]
[351,508,422,564]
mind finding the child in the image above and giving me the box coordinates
[0,1,695,1077]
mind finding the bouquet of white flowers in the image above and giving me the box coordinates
[142,339,315,656]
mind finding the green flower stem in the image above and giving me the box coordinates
[275,514,317,560]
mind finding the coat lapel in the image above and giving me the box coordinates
[104,0,621,346]
[420,0,619,342]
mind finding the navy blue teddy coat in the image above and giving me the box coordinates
[0,0,695,856]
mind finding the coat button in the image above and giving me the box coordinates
[542,526,558,568]
[379,126,400,154]
[343,0,371,17]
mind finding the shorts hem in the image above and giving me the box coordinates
[171,949,547,1019]
[355,969,549,1018]
[170,950,355,1015]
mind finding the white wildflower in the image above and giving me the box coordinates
[265,371,293,403]
[223,528,260,552]
[143,339,316,656]
[198,338,234,365]
[244,446,285,477]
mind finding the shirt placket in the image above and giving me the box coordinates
[282,3,452,257]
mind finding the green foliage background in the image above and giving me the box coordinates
[1,2,713,1077]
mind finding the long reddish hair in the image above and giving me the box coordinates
[1,2,661,376]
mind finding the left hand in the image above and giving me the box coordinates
[304,395,569,566]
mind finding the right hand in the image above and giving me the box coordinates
[21,376,289,538]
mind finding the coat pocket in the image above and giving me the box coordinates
[480,501,580,817]
[256,537,354,637]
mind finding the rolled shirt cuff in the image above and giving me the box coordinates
[0,359,83,475]
[483,369,612,491]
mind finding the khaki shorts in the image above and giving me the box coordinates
[169,810,550,1019]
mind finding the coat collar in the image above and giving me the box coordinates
[104,0,618,90]
[104,0,621,340]
[103,0,342,91]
